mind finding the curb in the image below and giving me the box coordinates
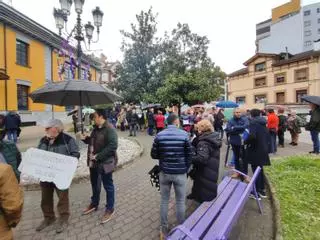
[22,137,145,191]
[264,173,283,240]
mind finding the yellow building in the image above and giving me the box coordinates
[0,2,101,124]
[227,48,320,110]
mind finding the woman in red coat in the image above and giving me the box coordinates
[155,110,165,133]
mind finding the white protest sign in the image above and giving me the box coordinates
[19,148,78,190]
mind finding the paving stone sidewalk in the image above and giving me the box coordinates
[14,128,312,240]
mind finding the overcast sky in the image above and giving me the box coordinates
[4,0,320,73]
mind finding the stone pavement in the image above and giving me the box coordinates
[13,127,312,240]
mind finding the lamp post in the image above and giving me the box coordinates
[53,0,103,132]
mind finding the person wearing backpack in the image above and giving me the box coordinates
[277,109,287,148]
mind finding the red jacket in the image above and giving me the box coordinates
[155,114,165,128]
[267,113,279,131]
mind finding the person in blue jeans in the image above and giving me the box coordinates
[151,113,192,239]
[81,109,118,224]
[305,103,320,154]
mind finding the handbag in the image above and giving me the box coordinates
[148,165,160,191]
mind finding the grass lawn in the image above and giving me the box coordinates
[266,156,320,240]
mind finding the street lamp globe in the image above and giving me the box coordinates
[59,0,72,16]
[84,21,94,40]
[92,7,103,28]
[53,8,65,32]
[74,0,85,14]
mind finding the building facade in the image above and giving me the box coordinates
[227,50,320,110]
[0,2,101,124]
[256,0,320,54]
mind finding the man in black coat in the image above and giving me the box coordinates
[244,109,271,198]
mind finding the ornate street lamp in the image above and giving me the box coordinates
[53,0,103,132]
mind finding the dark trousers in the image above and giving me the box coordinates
[148,126,154,136]
[120,122,125,131]
[251,165,265,193]
[269,131,277,153]
[311,130,320,153]
[40,182,69,221]
[278,129,285,146]
[90,167,115,211]
[7,129,17,143]
[156,127,164,133]
[232,145,248,175]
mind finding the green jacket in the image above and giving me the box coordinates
[0,141,21,181]
[83,122,118,164]
[306,107,320,132]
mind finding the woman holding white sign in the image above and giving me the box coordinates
[36,119,80,234]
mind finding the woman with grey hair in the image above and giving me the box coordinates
[36,119,80,234]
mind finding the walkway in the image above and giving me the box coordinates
[13,127,312,240]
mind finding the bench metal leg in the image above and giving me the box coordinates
[253,185,263,214]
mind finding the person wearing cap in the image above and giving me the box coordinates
[36,119,80,234]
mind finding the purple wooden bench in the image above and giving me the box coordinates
[166,167,262,240]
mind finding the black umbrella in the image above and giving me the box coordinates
[30,79,122,132]
[142,103,161,110]
[301,95,320,106]
[30,79,122,106]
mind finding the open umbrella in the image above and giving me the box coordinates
[216,101,239,108]
[192,104,205,109]
[301,95,320,106]
[142,103,161,110]
[30,79,122,132]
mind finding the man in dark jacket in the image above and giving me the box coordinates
[4,112,21,143]
[0,114,6,140]
[225,108,249,177]
[147,108,155,136]
[126,108,139,137]
[81,109,118,225]
[36,119,80,234]
[151,113,192,238]
[244,109,271,198]
[305,103,320,154]
[277,109,287,148]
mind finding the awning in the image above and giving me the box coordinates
[0,69,9,80]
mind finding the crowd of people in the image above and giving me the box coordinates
[0,101,319,239]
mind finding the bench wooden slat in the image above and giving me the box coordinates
[189,180,240,239]
[167,178,238,240]
[202,181,247,240]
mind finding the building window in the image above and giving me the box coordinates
[235,96,246,104]
[17,84,29,110]
[295,68,309,82]
[254,94,267,104]
[304,40,312,46]
[304,20,311,27]
[317,8,320,13]
[255,62,266,72]
[318,29,320,34]
[16,40,29,66]
[296,89,308,103]
[304,30,312,36]
[276,92,285,104]
[254,77,267,88]
[304,10,311,16]
[318,18,320,23]
[275,73,286,84]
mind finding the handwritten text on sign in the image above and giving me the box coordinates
[19,148,78,190]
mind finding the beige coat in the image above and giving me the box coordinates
[0,164,23,240]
